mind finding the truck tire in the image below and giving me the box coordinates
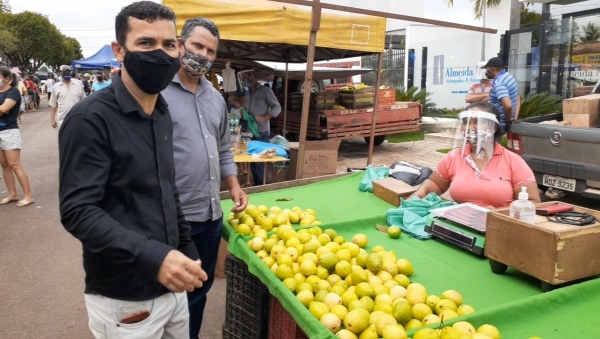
[364,135,386,146]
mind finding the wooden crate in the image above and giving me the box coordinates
[288,93,303,110]
[340,88,375,109]
[378,88,396,105]
[373,178,420,207]
[485,201,600,290]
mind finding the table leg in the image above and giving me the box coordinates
[263,163,267,186]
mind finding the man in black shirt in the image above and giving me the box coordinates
[58,2,207,338]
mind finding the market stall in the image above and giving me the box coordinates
[221,172,600,339]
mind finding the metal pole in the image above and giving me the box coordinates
[367,53,384,165]
[283,62,289,136]
[296,0,321,179]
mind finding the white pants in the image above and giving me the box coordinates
[84,292,189,339]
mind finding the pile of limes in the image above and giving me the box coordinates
[227,204,321,236]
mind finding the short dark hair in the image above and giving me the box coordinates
[96,71,103,75]
[115,1,176,45]
[180,17,220,41]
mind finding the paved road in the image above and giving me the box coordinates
[0,100,225,339]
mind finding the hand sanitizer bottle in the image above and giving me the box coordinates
[509,187,536,224]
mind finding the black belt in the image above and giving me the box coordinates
[547,212,596,226]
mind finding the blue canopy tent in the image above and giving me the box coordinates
[71,45,121,70]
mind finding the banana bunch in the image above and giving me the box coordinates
[341,83,371,91]
[331,105,346,110]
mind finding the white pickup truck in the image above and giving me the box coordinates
[506,111,600,200]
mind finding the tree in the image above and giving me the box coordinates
[445,0,502,20]
[520,7,542,28]
[0,11,81,72]
[0,0,12,13]
[577,22,600,43]
[47,35,83,72]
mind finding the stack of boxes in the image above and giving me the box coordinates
[562,94,600,127]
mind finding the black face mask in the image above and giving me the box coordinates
[123,48,180,94]
[96,76,103,81]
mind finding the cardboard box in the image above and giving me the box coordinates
[562,94,600,127]
[215,238,230,279]
[485,201,600,286]
[287,141,341,180]
[372,177,420,207]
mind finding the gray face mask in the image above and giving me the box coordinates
[181,49,213,77]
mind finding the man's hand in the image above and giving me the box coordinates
[230,186,248,213]
[158,250,208,293]
[255,115,267,124]
[51,119,57,129]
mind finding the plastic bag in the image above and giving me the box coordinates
[269,134,290,150]
[386,193,456,240]
[246,140,288,158]
[358,165,389,193]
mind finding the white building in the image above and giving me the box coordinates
[322,0,514,109]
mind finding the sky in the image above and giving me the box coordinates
[10,0,600,59]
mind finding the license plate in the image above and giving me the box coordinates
[542,174,576,192]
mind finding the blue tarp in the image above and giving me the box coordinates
[71,45,120,70]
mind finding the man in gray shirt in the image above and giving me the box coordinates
[162,17,248,339]
[241,70,281,185]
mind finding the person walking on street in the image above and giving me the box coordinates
[240,70,281,185]
[0,67,34,207]
[58,2,208,339]
[481,57,518,139]
[31,72,41,108]
[82,73,92,96]
[45,74,55,102]
[49,65,85,129]
[16,73,28,121]
[162,17,248,339]
[25,76,37,110]
[92,71,111,92]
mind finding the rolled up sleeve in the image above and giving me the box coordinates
[218,100,237,179]
[59,113,173,282]
[266,88,281,118]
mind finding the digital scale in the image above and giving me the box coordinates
[424,203,490,256]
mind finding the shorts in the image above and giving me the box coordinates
[0,129,22,150]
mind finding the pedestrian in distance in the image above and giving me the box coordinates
[481,57,518,140]
[161,16,248,339]
[58,2,208,339]
[49,65,85,129]
[0,66,34,207]
[92,70,111,92]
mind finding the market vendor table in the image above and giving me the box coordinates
[234,147,288,188]
[221,173,600,339]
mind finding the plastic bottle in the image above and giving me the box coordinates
[509,187,536,224]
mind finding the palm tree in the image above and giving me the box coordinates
[445,0,502,60]
[577,22,600,43]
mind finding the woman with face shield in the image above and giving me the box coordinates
[411,102,540,209]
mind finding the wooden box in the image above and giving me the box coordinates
[378,88,396,105]
[340,88,375,109]
[373,177,420,207]
[485,201,600,287]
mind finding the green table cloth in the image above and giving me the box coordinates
[222,175,600,339]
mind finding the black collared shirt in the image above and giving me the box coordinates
[59,74,199,301]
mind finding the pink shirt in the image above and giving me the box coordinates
[436,143,535,208]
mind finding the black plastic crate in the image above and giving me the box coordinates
[222,255,271,339]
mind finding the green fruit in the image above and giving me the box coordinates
[366,254,382,273]
[360,296,375,312]
[358,326,379,339]
[404,319,423,331]
[296,290,314,307]
[343,308,370,334]
[351,269,369,285]
[382,324,407,339]
[348,300,366,311]
[355,282,375,298]
[315,290,329,303]
[477,324,501,339]
[374,313,397,336]
[414,328,441,339]
[336,329,358,339]
[356,252,368,268]
[309,301,330,320]
[391,300,412,325]
[387,226,402,239]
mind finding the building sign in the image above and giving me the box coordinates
[572,53,600,65]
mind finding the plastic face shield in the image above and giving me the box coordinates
[237,69,254,90]
[452,111,499,160]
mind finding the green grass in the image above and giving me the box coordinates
[436,137,507,154]
[386,131,425,143]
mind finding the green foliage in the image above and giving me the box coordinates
[395,87,436,114]
[0,11,82,72]
[386,131,424,143]
[576,22,600,43]
[519,92,563,119]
